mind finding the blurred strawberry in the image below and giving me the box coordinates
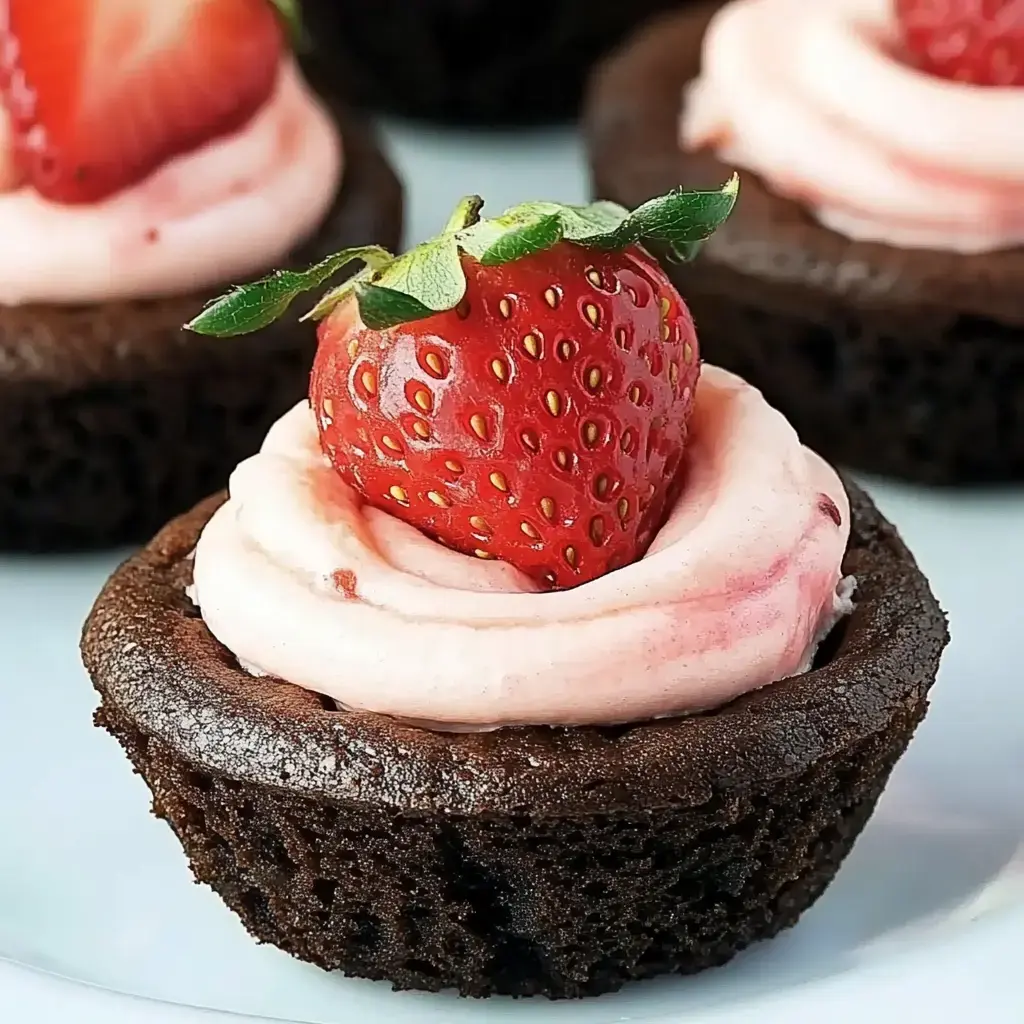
[896,0,1024,86]
[0,0,284,203]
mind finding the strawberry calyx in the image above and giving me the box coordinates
[186,177,739,337]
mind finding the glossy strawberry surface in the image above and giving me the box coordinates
[310,243,700,589]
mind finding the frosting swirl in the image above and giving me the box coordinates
[0,59,342,305]
[189,366,853,731]
[681,0,1024,254]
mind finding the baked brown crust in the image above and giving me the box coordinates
[584,3,1024,484]
[0,85,403,550]
[82,481,947,996]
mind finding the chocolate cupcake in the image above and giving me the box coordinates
[300,0,693,124]
[584,0,1024,484]
[0,5,402,551]
[83,477,945,998]
[84,186,947,997]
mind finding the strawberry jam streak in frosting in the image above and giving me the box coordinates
[189,366,854,731]
[0,60,341,305]
[681,0,1024,254]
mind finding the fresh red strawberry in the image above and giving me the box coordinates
[309,244,700,589]
[187,183,738,589]
[896,0,1024,86]
[0,0,283,204]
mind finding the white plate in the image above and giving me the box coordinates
[2,125,1023,1024]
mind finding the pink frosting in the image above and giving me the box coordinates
[188,366,854,731]
[681,0,1024,254]
[0,59,342,305]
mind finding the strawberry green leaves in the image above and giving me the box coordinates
[308,204,476,329]
[459,176,738,265]
[356,285,436,331]
[462,199,630,265]
[186,176,739,337]
[188,236,465,336]
[474,212,564,266]
[305,235,468,330]
[185,246,394,337]
[361,235,467,328]
[584,175,741,261]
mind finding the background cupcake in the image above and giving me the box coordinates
[584,0,1024,484]
[0,0,402,550]
[301,0,695,123]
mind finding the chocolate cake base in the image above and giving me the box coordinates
[0,94,402,552]
[82,483,947,998]
[583,4,1024,485]
[301,0,688,124]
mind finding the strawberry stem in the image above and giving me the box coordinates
[443,195,485,234]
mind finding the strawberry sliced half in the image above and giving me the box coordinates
[0,0,284,204]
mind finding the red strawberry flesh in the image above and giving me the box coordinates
[0,0,283,204]
[896,0,1024,86]
[310,244,700,590]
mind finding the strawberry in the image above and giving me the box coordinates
[310,245,699,589]
[188,181,739,589]
[0,0,284,205]
[896,0,1024,86]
